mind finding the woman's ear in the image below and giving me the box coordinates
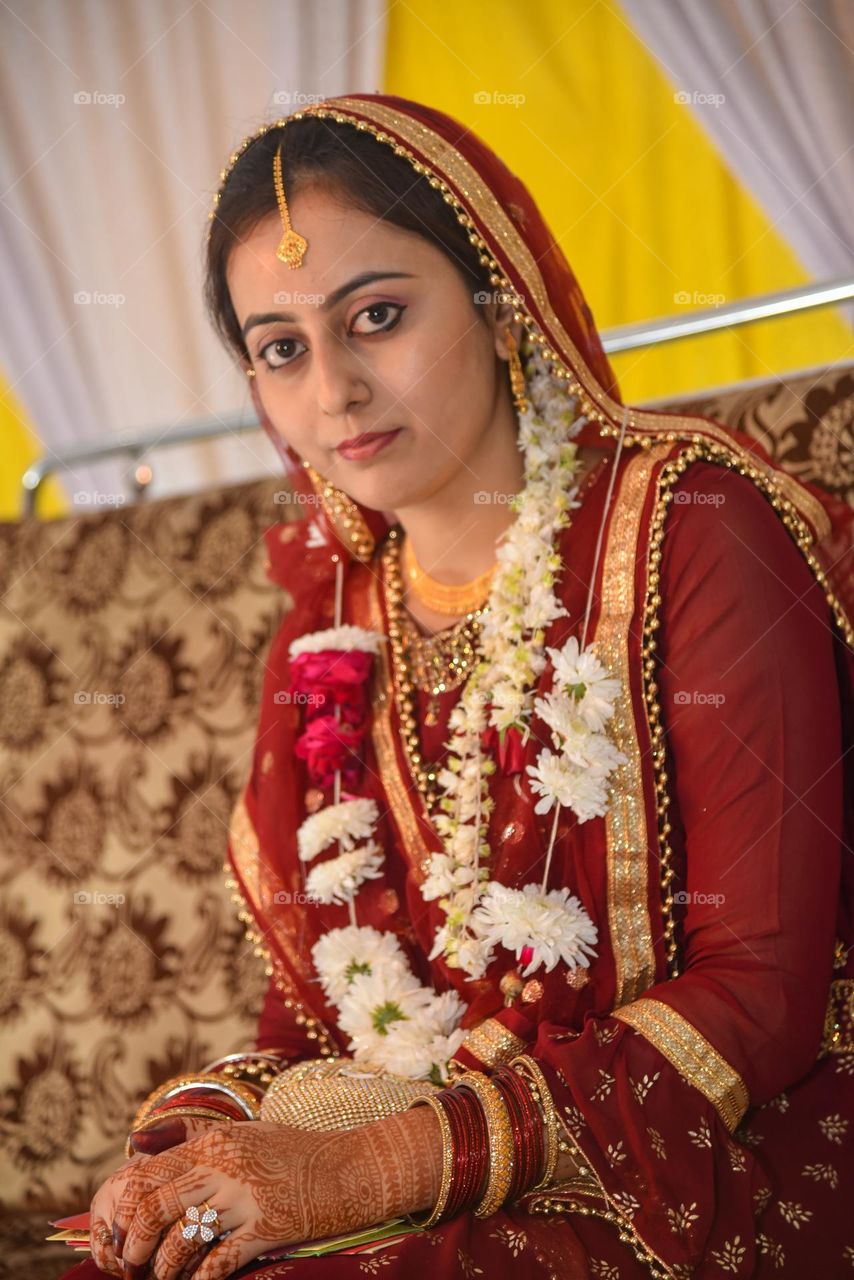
[492,302,524,363]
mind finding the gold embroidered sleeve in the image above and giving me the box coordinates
[613,996,749,1132]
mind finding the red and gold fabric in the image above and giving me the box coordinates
[64,91,854,1279]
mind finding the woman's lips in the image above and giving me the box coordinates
[336,428,402,461]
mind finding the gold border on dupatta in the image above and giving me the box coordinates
[225,789,338,1057]
[613,997,749,1133]
[593,444,672,1007]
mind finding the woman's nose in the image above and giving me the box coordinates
[312,336,371,419]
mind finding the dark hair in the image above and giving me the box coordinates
[203,116,493,367]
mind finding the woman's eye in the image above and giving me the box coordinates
[257,303,404,372]
[350,301,405,335]
[258,337,305,370]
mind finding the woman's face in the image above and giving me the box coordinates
[226,183,518,514]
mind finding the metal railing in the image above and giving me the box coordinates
[20,275,854,515]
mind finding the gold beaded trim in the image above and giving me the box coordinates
[225,792,338,1058]
[613,996,749,1133]
[519,1086,675,1279]
[527,1195,677,1280]
[379,528,444,812]
[455,1070,516,1218]
[821,978,854,1054]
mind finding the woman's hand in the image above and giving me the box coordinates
[114,1108,442,1280]
[89,1118,231,1275]
[89,1150,153,1277]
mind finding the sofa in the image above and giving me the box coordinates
[1,362,852,1278]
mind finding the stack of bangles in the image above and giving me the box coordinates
[406,1054,561,1227]
[124,1052,289,1158]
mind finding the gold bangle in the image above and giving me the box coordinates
[123,1107,236,1159]
[454,1071,515,1218]
[128,1073,261,1135]
[509,1055,559,1189]
[404,1095,454,1228]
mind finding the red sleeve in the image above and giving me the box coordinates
[529,461,844,1275]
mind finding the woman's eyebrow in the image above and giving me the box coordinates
[241,270,416,338]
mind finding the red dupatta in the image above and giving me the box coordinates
[226,93,854,1276]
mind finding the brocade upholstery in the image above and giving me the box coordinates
[0,363,851,1276]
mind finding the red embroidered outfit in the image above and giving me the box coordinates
[65,92,854,1279]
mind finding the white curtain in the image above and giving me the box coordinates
[0,0,386,511]
[619,0,854,321]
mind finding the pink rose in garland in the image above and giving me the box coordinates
[288,647,375,725]
[288,626,388,791]
[294,714,367,788]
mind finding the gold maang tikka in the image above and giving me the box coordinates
[273,142,308,268]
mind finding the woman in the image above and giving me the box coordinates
[65,93,854,1279]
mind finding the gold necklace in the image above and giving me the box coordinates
[381,528,488,809]
[401,533,496,615]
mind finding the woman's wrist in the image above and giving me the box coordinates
[356,1105,443,1220]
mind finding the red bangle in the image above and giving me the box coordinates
[439,1087,489,1218]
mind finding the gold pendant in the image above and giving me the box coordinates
[276,229,308,269]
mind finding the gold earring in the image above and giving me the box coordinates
[505,330,529,415]
[273,141,308,268]
[245,367,256,379]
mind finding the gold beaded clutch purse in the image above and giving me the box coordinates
[259,1058,439,1132]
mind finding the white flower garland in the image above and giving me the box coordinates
[286,342,628,1079]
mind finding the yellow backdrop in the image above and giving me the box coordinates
[383,0,852,404]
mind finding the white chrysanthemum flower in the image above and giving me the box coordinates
[288,626,386,658]
[297,797,379,862]
[525,749,614,821]
[547,637,622,730]
[454,936,493,979]
[311,925,408,1005]
[305,843,384,905]
[470,881,598,977]
[337,968,434,1046]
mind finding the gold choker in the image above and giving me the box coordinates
[401,534,495,616]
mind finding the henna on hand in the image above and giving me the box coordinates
[114,1108,443,1280]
